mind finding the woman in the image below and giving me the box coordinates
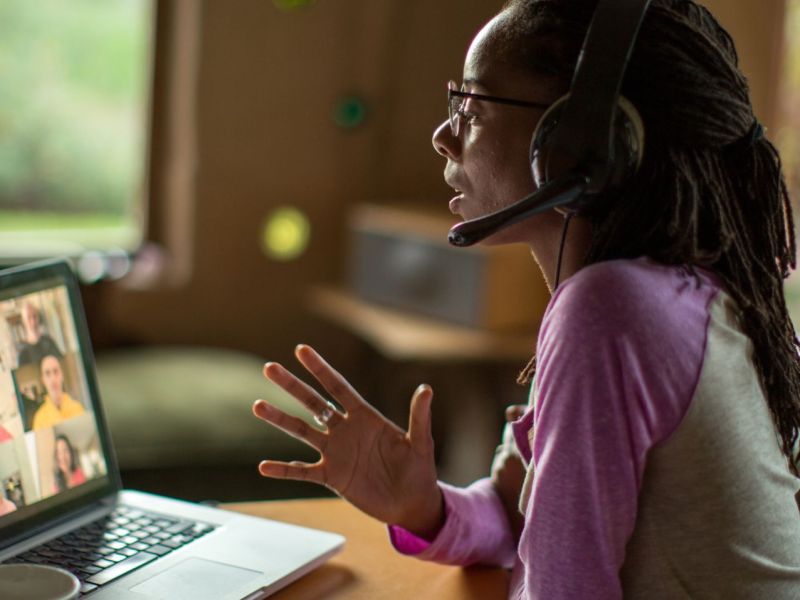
[0,494,16,517]
[54,434,86,493]
[253,0,800,597]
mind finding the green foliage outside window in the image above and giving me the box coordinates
[0,0,150,246]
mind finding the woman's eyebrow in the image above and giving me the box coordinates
[461,77,488,91]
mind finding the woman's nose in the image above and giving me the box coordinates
[432,119,461,160]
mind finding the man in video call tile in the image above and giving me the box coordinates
[17,303,62,367]
[31,354,85,430]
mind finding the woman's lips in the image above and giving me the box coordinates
[449,193,464,215]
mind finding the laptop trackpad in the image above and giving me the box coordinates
[129,557,261,599]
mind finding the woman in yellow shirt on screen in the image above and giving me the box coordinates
[31,354,84,431]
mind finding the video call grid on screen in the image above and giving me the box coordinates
[0,277,110,524]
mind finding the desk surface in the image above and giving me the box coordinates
[225,497,510,599]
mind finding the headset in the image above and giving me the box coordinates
[447,0,651,248]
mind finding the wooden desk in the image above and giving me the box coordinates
[225,498,510,599]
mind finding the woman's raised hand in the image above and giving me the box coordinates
[253,344,444,539]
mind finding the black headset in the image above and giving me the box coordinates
[448,0,651,247]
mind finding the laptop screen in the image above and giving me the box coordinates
[0,261,117,543]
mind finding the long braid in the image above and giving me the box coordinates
[507,0,800,473]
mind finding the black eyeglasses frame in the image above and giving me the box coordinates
[447,80,551,136]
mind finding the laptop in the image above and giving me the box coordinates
[0,258,344,598]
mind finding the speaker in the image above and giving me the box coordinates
[348,203,550,332]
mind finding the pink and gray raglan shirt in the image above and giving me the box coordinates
[389,257,800,599]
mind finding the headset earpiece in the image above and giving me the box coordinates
[530,96,570,189]
[530,94,645,213]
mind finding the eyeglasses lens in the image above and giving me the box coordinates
[447,80,462,137]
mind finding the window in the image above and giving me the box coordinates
[0,0,153,260]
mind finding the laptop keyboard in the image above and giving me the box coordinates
[6,505,216,596]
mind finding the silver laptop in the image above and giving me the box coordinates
[0,259,344,598]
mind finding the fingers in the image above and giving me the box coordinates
[294,344,363,412]
[258,459,325,485]
[253,400,327,452]
[408,384,434,454]
[263,362,343,427]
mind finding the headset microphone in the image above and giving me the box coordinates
[447,173,589,247]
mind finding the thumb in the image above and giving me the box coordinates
[505,403,527,422]
[408,384,434,452]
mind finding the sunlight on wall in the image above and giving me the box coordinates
[777,0,800,197]
[261,207,311,261]
[777,0,800,327]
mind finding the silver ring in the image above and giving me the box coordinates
[314,403,337,427]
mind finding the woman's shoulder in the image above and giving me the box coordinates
[541,257,723,348]
[535,258,720,439]
[552,257,720,318]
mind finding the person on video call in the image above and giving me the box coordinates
[53,434,86,493]
[0,492,16,516]
[17,302,62,367]
[32,354,85,431]
[253,0,800,597]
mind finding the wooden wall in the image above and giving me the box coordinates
[87,0,789,370]
[706,0,787,130]
[89,0,498,368]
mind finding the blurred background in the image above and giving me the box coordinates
[0,0,797,503]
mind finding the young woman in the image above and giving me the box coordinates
[53,434,86,493]
[0,494,16,516]
[253,0,800,596]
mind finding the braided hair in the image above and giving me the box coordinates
[505,0,800,473]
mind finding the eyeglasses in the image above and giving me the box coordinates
[447,80,550,137]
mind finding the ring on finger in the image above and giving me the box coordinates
[314,401,339,427]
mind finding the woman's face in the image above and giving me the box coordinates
[432,12,555,245]
[55,438,71,473]
[41,355,64,401]
[22,305,39,341]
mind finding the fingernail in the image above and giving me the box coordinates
[263,363,281,378]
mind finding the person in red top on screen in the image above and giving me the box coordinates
[0,495,16,516]
[54,434,86,493]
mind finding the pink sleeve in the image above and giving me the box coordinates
[517,261,716,599]
[388,478,517,569]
